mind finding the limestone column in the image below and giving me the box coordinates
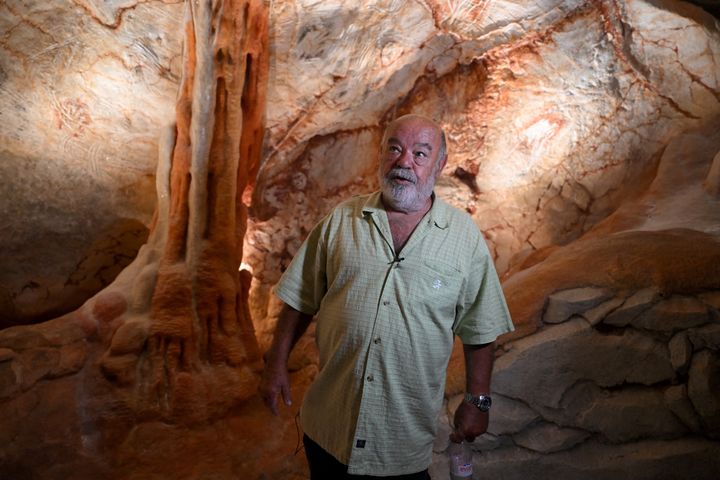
[98,0,268,422]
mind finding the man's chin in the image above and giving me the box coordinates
[383,186,409,202]
[382,190,423,212]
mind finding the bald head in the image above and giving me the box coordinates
[383,114,447,165]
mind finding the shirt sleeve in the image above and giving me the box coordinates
[273,214,329,316]
[452,236,514,344]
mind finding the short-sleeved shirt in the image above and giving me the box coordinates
[274,191,514,476]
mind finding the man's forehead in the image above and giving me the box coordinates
[387,136,434,150]
[384,119,441,143]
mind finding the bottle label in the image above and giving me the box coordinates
[451,462,472,477]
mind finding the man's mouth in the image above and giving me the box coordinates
[387,170,416,185]
[392,177,413,185]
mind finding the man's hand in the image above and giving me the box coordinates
[259,360,292,416]
[257,304,313,415]
[451,400,489,442]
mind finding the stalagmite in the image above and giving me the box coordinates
[95,0,267,421]
[0,2,269,475]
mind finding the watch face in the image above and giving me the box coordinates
[465,393,492,411]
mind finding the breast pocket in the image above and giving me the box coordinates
[412,258,463,319]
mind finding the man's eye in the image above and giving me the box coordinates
[388,146,401,153]
[414,151,427,158]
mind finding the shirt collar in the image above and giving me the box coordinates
[362,191,450,230]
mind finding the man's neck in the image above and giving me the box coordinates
[381,192,433,217]
[382,194,433,253]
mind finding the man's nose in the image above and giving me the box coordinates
[395,149,414,168]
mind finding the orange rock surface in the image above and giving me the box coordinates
[1,0,720,478]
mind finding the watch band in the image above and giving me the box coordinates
[464,392,492,412]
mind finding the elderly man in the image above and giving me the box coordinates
[260,114,514,479]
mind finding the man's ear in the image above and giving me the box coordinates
[437,153,448,173]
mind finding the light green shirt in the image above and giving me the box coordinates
[274,191,514,476]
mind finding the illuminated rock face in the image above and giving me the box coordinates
[0,0,719,479]
[1,0,268,477]
[246,0,720,336]
[246,0,720,477]
[246,5,720,472]
[0,0,184,327]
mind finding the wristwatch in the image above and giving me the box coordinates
[464,393,492,412]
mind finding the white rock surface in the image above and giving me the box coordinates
[543,287,614,324]
[512,421,590,453]
[581,297,625,326]
[633,296,710,334]
[492,318,674,408]
[604,288,661,327]
[487,394,540,436]
[0,1,183,327]
[535,381,688,443]
[571,386,688,442]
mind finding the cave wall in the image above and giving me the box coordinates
[245,0,720,477]
[0,0,185,327]
[246,0,720,347]
[0,0,720,479]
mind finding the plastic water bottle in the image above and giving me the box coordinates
[448,441,473,479]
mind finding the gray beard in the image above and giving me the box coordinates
[380,167,437,213]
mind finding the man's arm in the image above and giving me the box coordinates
[451,341,495,442]
[259,303,313,415]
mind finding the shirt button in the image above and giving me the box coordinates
[366,374,374,382]
[374,337,381,344]
[382,301,390,306]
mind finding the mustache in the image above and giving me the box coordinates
[385,168,417,184]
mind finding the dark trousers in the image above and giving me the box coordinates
[303,434,431,480]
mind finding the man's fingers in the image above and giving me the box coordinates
[260,386,279,415]
[452,401,488,442]
[260,378,290,415]
[259,374,286,416]
[450,429,476,444]
[281,382,293,407]
[268,392,280,416]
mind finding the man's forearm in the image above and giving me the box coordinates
[451,341,496,441]
[264,303,313,369]
[463,341,495,394]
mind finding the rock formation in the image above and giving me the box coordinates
[0,0,185,328]
[244,0,720,477]
[1,0,719,478]
[1,0,268,477]
[93,0,266,422]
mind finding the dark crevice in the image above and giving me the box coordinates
[241,53,253,113]
[178,172,192,261]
